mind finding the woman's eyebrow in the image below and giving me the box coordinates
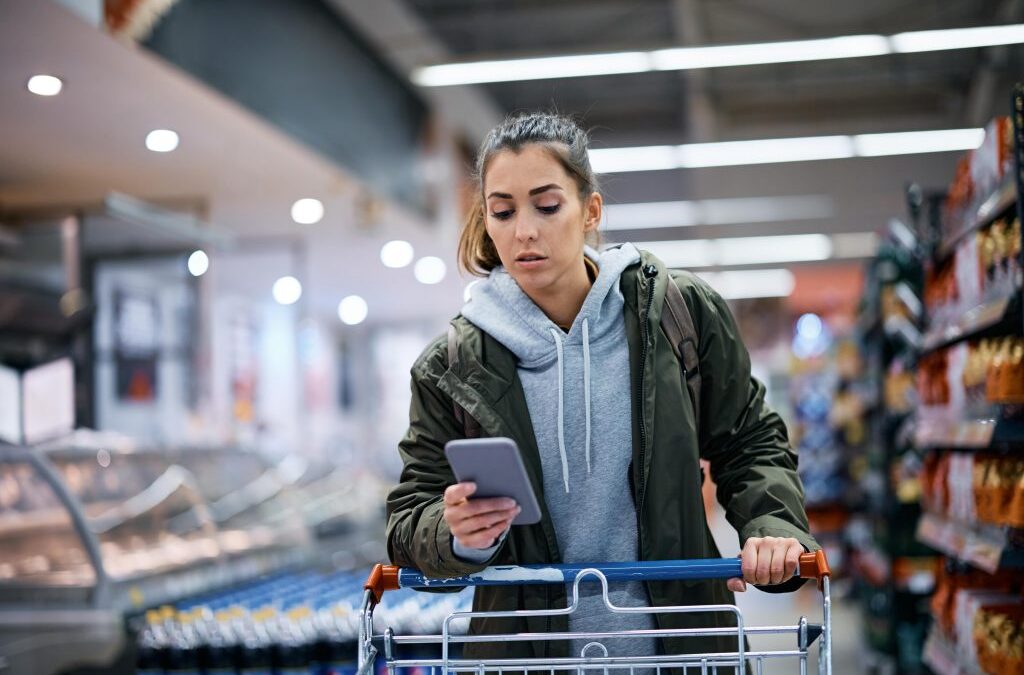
[486,184,564,200]
[529,183,562,196]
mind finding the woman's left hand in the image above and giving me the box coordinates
[727,536,802,592]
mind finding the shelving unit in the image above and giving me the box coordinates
[853,86,1024,675]
[916,513,1024,573]
[920,294,1019,353]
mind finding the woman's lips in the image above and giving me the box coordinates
[515,256,548,269]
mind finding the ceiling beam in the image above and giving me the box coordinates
[669,0,717,142]
[964,0,1023,126]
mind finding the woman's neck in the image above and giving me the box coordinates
[528,258,596,330]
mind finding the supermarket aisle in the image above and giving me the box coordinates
[707,507,863,674]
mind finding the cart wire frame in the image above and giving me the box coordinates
[360,552,831,675]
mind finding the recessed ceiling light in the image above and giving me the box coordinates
[145,129,179,153]
[27,74,62,96]
[380,240,415,268]
[291,198,324,225]
[414,257,447,285]
[338,295,368,325]
[187,250,209,277]
[272,276,302,305]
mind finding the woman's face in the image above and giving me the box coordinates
[483,144,601,296]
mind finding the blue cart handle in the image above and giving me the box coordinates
[364,551,829,601]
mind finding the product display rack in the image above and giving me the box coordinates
[855,85,1024,675]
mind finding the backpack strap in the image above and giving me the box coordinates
[446,323,482,439]
[660,277,702,435]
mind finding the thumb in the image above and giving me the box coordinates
[727,578,747,593]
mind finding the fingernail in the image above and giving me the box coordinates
[515,506,522,513]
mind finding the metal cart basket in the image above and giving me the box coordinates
[359,551,832,675]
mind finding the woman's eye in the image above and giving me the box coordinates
[491,210,514,221]
[537,204,561,215]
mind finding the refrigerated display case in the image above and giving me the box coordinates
[0,439,381,674]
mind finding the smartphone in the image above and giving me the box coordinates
[444,437,542,526]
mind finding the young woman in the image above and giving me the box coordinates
[386,113,818,661]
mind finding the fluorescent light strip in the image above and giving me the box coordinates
[413,23,1024,86]
[696,269,796,300]
[650,35,890,71]
[589,128,983,173]
[891,24,1024,53]
[602,195,834,231]
[635,232,876,268]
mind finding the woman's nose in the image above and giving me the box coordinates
[514,215,539,241]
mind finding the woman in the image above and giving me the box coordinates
[386,113,819,662]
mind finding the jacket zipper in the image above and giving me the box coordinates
[635,263,658,544]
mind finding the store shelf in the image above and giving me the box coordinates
[920,293,1019,354]
[915,512,1024,573]
[937,175,1017,261]
[922,626,981,675]
[914,408,1024,449]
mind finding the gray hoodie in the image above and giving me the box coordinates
[459,243,657,658]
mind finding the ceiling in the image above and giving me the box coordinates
[404,0,1020,144]
[0,0,468,326]
[2,0,1023,327]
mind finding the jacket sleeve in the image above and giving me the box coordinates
[385,342,506,579]
[686,280,820,593]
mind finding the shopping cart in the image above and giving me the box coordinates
[359,551,832,675]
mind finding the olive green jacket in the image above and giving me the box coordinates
[386,250,818,659]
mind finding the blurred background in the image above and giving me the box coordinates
[1,1,1023,673]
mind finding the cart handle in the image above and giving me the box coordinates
[365,551,830,600]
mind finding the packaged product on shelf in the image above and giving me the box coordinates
[930,564,1020,638]
[987,337,1024,404]
[969,117,1014,201]
[883,362,916,414]
[955,233,982,310]
[945,117,1013,238]
[920,452,949,515]
[948,453,977,523]
[954,589,1021,672]
[974,602,1024,675]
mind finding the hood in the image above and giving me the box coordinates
[461,243,640,369]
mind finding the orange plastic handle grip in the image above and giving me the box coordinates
[798,550,831,589]
[364,563,400,602]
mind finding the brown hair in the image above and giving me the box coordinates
[458,112,601,276]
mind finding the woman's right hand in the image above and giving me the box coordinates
[444,482,521,549]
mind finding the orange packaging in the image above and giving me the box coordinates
[974,602,1024,675]
[1008,459,1024,529]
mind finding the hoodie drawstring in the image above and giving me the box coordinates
[549,328,570,493]
[582,318,592,475]
[549,320,594,493]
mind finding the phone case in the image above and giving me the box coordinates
[444,437,542,525]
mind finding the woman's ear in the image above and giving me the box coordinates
[584,191,603,233]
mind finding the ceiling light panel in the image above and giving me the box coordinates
[412,51,651,86]
[678,136,855,167]
[635,233,877,268]
[852,129,986,157]
[650,35,890,71]
[890,24,1024,53]
[696,269,796,300]
[591,128,984,173]
[602,196,834,231]
[412,23,1024,86]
